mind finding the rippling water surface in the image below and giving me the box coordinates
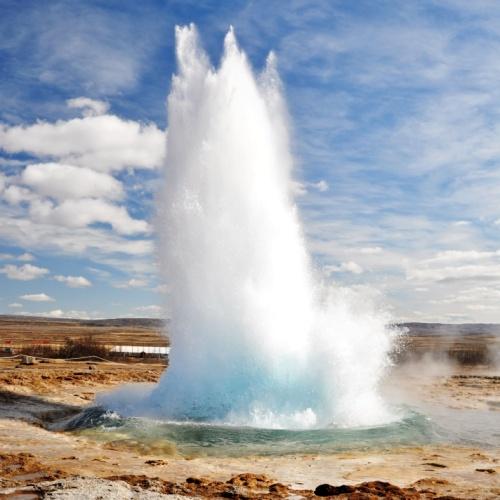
[66,406,464,458]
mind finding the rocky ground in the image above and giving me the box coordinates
[0,357,498,499]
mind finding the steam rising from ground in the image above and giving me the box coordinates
[152,25,399,429]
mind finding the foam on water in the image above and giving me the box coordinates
[148,24,400,429]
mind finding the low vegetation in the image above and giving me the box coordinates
[16,336,111,360]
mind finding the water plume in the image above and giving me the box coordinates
[152,24,399,429]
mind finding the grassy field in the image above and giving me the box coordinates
[0,315,168,351]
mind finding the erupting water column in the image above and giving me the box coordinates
[153,24,398,428]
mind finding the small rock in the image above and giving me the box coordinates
[315,483,355,496]
[145,459,168,466]
[269,482,288,494]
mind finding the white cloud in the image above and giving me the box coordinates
[0,156,149,259]
[0,253,14,260]
[30,198,149,235]
[8,303,22,308]
[432,286,500,305]
[51,309,92,319]
[0,263,49,280]
[407,249,500,283]
[325,260,364,275]
[423,249,500,264]
[2,1,162,96]
[312,180,329,192]
[0,214,153,257]
[359,246,383,254]
[86,267,112,279]
[11,308,94,319]
[114,277,148,289]
[135,304,163,316]
[0,113,165,172]
[22,163,123,201]
[291,180,307,197]
[3,185,36,205]
[292,179,329,196]
[54,275,92,288]
[466,304,496,311]
[20,293,54,302]
[409,263,500,283]
[40,309,64,318]
[18,252,34,261]
[67,97,109,117]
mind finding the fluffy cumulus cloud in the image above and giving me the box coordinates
[0,99,157,278]
[3,185,36,205]
[0,264,49,280]
[22,163,123,201]
[20,293,54,302]
[0,114,165,172]
[54,275,92,288]
[28,198,150,235]
[0,214,154,257]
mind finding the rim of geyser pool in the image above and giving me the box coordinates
[61,404,454,458]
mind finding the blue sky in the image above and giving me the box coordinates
[2,0,500,322]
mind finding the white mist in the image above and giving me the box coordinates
[152,24,398,428]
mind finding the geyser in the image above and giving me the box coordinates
[153,24,398,428]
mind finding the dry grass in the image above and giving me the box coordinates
[16,336,111,360]
[0,315,168,348]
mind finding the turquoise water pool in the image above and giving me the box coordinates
[65,406,458,458]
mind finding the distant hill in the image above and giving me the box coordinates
[0,315,168,347]
[0,315,165,329]
[1,315,499,336]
